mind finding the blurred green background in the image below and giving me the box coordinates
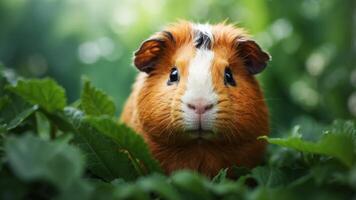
[0,0,355,134]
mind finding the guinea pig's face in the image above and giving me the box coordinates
[134,22,270,145]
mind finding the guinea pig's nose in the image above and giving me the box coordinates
[186,99,214,115]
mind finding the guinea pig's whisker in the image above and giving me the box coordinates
[170,121,182,129]
[217,99,229,104]
[234,112,256,117]
[170,120,183,130]
[215,110,233,115]
[172,109,184,113]
[215,116,234,122]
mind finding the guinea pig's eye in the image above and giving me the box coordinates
[167,67,179,85]
[224,67,236,86]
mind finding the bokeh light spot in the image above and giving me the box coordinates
[270,18,293,41]
[291,80,319,108]
[78,41,101,64]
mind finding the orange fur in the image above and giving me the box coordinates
[121,21,269,178]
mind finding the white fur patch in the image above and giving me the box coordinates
[193,23,214,49]
[181,25,218,131]
[194,24,214,43]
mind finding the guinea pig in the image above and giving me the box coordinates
[120,21,270,177]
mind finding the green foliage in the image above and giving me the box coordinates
[80,78,116,117]
[5,134,84,190]
[6,105,39,131]
[259,124,355,167]
[0,75,355,199]
[86,116,162,174]
[6,79,67,113]
[64,107,138,181]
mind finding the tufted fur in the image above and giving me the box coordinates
[121,21,270,177]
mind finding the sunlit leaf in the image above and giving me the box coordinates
[7,78,66,113]
[260,121,355,167]
[80,78,116,117]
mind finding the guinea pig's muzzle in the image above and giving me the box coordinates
[182,98,217,139]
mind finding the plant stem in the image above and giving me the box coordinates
[50,123,57,139]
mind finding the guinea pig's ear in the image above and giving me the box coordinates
[134,31,174,73]
[236,39,271,75]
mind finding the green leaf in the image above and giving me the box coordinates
[80,78,116,116]
[212,168,228,183]
[0,132,4,168]
[210,180,246,198]
[136,174,182,200]
[0,95,11,111]
[259,122,355,167]
[251,166,299,187]
[0,125,5,134]
[56,179,93,200]
[6,105,39,130]
[247,187,298,200]
[86,116,163,175]
[0,67,17,91]
[89,181,118,200]
[327,120,356,145]
[7,78,67,113]
[111,179,150,200]
[64,107,138,181]
[4,134,85,190]
[0,93,32,128]
[170,170,213,200]
[308,160,347,186]
[35,111,51,140]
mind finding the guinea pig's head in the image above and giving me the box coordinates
[134,21,270,146]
